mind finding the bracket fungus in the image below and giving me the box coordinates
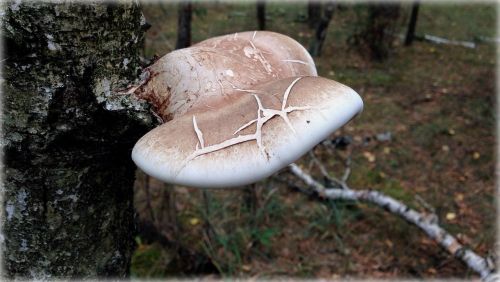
[131,31,363,188]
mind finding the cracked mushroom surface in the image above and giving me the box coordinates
[133,76,363,188]
[132,31,363,188]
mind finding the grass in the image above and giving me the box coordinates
[131,239,173,278]
[134,1,496,279]
[417,4,496,40]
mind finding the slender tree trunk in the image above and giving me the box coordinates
[309,2,335,57]
[176,1,192,49]
[2,1,155,278]
[256,0,266,30]
[404,1,420,46]
[367,3,400,61]
[307,1,322,28]
[243,184,259,216]
[353,3,401,61]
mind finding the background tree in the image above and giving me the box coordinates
[308,2,335,57]
[176,1,193,49]
[405,1,420,46]
[2,1,155,278]
[349,3,401,61]
[307,1,322,28]
[256,0,266,30]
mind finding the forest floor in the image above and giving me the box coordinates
[132,2,496,279]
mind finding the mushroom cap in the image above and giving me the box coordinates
[136,31,316,121]
[132,76,363,188]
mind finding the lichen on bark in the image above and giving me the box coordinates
[2,1,156,278]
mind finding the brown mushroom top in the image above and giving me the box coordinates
[136,31,316,121]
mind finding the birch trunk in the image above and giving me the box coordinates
[2,1,155,278]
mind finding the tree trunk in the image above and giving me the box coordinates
[367,4,400,61]
[176,1,192,49]
[309,2,335,57]
[404,1,420,46]
[256,0,266,30]
[352,3,401,61]
[2,1,155,278]
[307,1,322,29]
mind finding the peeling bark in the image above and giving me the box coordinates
[2,1,156,278]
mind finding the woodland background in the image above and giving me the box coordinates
[131,1,496,279]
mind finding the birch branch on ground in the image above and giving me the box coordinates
[288,163,496,281]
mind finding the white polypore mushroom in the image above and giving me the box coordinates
[132,31,363,188]
[135,31,316,121]
[133,76,362,187]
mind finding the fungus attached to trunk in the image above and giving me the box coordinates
[134,31,317,121]
[132,31,363,188]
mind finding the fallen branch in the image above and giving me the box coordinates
[391,31,477,49]
[476,36,500,45]
[422,34,476,49]
[288,163,496,281]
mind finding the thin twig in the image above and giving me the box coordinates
[308,151,343,188]
[415,194,436,214]
[202,190,216,242]
[262,187,278,207]
[144,174,156,223]
[341,155,351,183]
[273,174,314,196]
[167,185,178,239]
